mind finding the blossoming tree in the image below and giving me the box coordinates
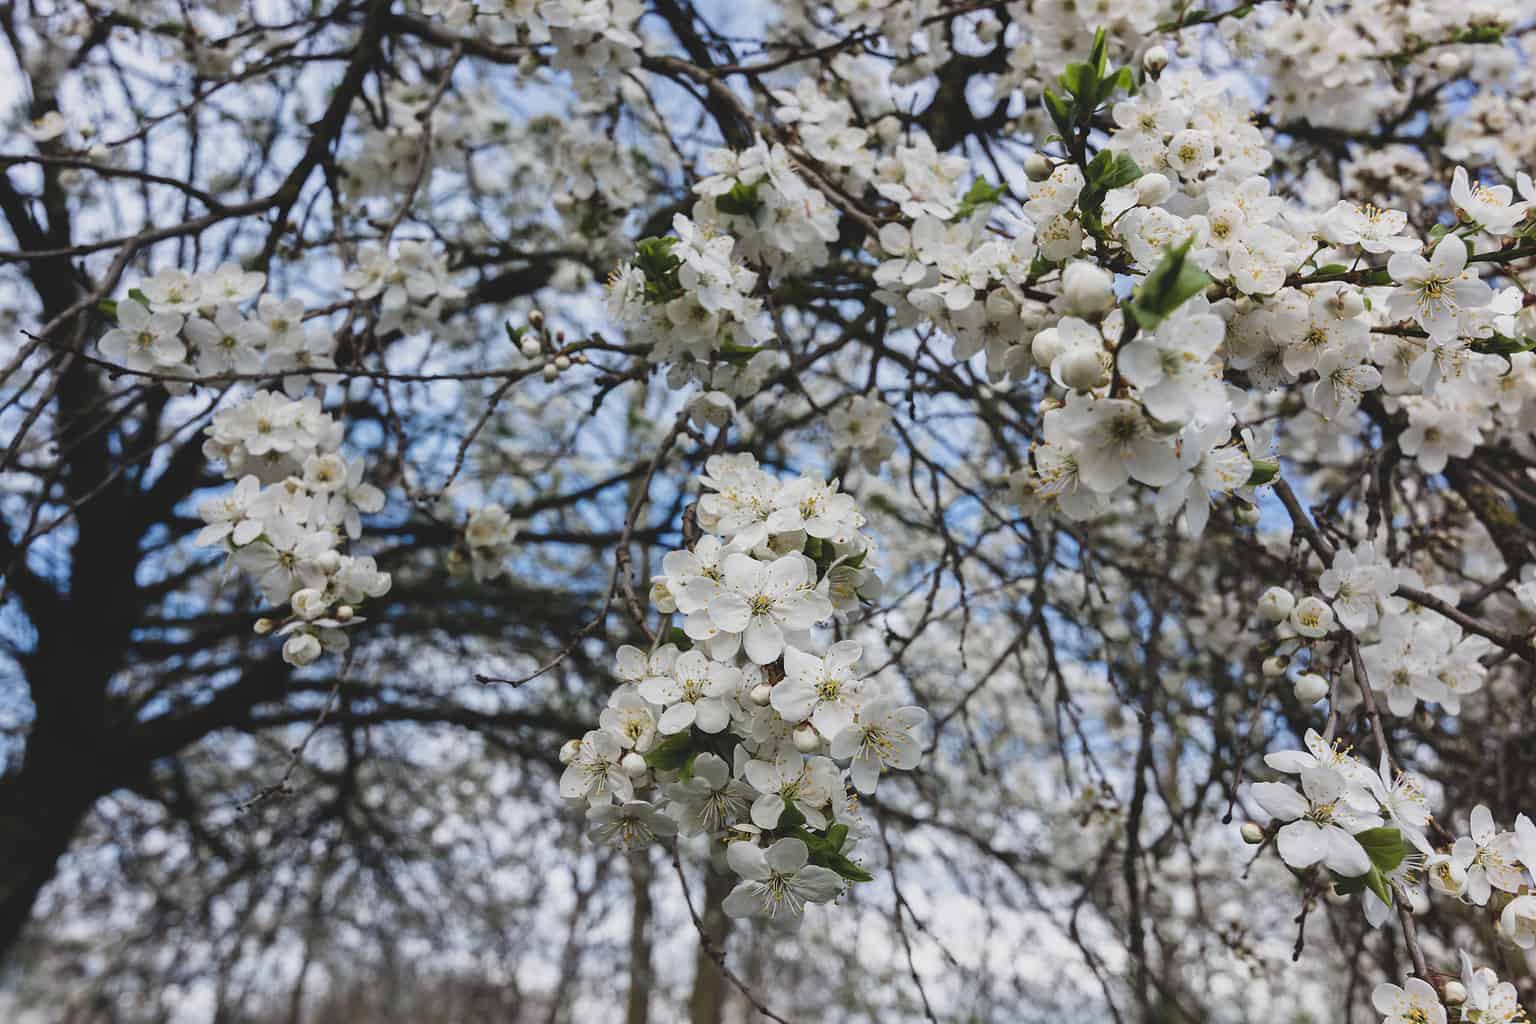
[6,0,1536,1019]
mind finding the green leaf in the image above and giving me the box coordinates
[1471,333,1536,357]
[1059,62,1097,107]
[643,731,693,772]
[792,826,874,882]
[777,799,807,831]
[633,236,684,303]
[98,298,118,319]
[1245,458,1279,487]
[668,626,694,651]
[1313,263,1348,276]
[127,287,151,307]
[826,854,875,883]
[505,322,527,346]
[953,177,1009,221]
[1355,827,1407,873]
[1042,90,1076,142]
[1126,236,1212,329]
[715,180,763,218]
[1078,150,1141,235]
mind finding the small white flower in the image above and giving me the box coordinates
[830,698,926,795]
[721,838,844,924]
[1289,596,1334,638]
[1371,977,1445,1024]
[1250,767,1379,876]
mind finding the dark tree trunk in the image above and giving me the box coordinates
[0,739,99,957]
[687,869,734,1024]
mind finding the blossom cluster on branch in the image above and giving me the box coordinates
[559,453,924,925]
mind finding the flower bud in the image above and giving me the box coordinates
[1258,586,1295,622]
[291,587,329,620]
[1293,673,1329,704]
[749,682,774,706]
[1061,261,1117,316]
[313,549,342,575]
[555,355,572,371]
[649,580,677,614]
[1031,327,1067,369]
[1134,172,1172,206]
[335,605,354,622]
[1234,503,1262,526]
[519,338,541,359]
[1442,981,1467,1006]
[282,632,322,667]
[1024,153,1053,182]
[792,723,821,753]
[1262,655,1289,678]
[1057,348,1108,391]
[1330,288,1365,319]
[559,739,580,764]
[528,310,545,330]
[621,751,648,778]
[1240,822,1264,844]
[542,362,559,382]
[253,617,275,636]
[1143,45,1169,76]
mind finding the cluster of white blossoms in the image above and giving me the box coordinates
[342,80,506,201]
[1240,4,1512,132]
[1258,541,1492,716]
[99,264,335,392]
[692,139,842,279]
[605,214,776,388]
[451,504,522,582]
[1252,731,1536,1015]
[196,391,391,666]
[419,0,643,96]
[341,241,466,336]
[1375,953,1528,1024]
[559,452,925,927]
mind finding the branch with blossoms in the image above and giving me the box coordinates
[16,0,1536,1017]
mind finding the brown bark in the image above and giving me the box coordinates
[687,868,735,1024]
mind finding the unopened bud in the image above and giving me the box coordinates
[1293,673,1329,704]
[1240,822,1264,844]
[1024,153,1053,182]
[1057,348,1108,391]
[621,751,648,778]
[792,723,821,753]
[528,309,544,329]
[1061,261,1117,316]
[1442,981,1467,1006]
[253,617,275,636]
[1031,327,1067,369]
[1262,656,1288,678]
[1135,172,1172,205]
[519,338,541,359]
[559,739,580,765]
[749,682,773,706]
[1143,45,1169,76]
[1234,503,1262,526]
[555,355,572,371]
[542,362,559,382]
[335,605,354,622]
[1258,586,1296,622]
